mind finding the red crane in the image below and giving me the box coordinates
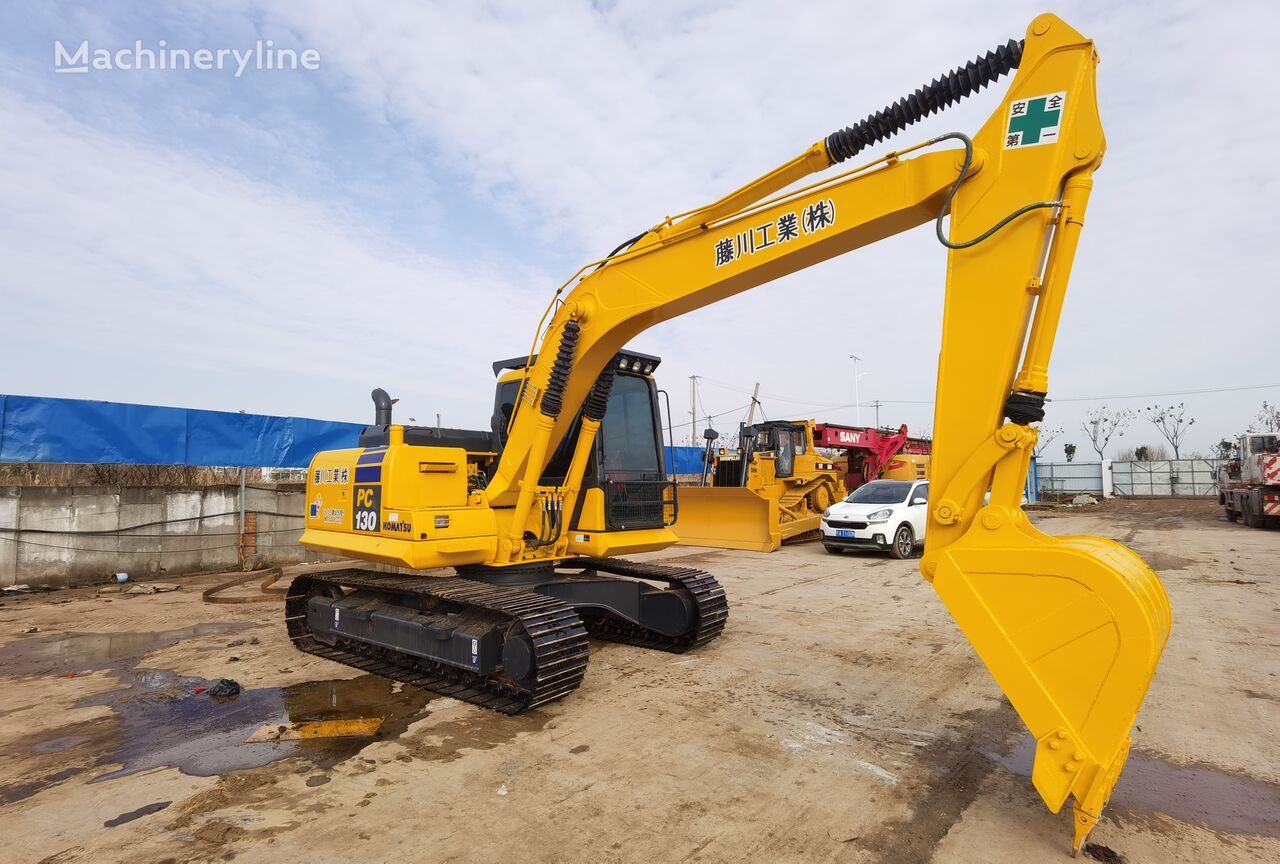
[812,423,932,490]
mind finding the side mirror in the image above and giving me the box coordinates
[912,497,928,506]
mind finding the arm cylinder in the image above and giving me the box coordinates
[1013,172,1094,395]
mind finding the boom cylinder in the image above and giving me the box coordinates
[506,319,580,557]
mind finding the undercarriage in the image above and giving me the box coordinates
[286,558,727,713]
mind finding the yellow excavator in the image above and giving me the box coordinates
[292,14,1170,853]
[674,419,846,551]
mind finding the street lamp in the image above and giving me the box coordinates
[849,354,870,426]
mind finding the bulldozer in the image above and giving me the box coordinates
[674,419,846,552]
[290,14,1171,853]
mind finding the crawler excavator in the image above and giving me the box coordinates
[290,14,1170,853]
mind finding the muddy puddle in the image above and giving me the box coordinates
[996,736,1280,838]
[2,621,438,804]
[3,671,435,804]
[83,669,435,782]
[3,623,248,676]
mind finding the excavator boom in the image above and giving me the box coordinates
[297,13,1170,852]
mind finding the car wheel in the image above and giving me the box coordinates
[890,524,915,560]
[823,544,843,554]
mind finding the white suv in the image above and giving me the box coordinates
[820,479,929,559]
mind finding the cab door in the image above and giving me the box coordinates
[909,481,930,539]
[774,430,795,479]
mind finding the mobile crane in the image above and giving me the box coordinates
[290,14,1170,853]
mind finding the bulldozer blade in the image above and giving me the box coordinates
[778,513,821,542]
[927,506,1171,851]
[673,487,781,552]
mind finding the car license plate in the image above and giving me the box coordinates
[835,529,854,538]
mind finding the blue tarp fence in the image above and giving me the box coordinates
[1,394,711,473]
[665,445,704,475]
[0,394,367,468]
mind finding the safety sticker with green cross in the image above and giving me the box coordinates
[1005,91,1065,149]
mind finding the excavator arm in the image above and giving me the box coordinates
[479,13,1169,852]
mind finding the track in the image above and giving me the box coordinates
[564,557,729,651]
[782,529,820,546]
[286,559,728,712]
[286,569,589,714]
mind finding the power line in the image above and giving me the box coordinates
[717,382,1280,418]
[875,382,1280,405]
[705,402,754,420]
[1051,382,1280,402]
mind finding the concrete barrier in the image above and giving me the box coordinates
[0,482,323,587]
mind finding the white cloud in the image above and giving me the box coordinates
[245,0,1274,451]
[0,89,550,425]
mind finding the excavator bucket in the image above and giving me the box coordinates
[928,506,1171,853]
[673,487,781,552]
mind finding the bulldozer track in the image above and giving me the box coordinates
[286,569,589,714]
[782,529,821,545]
[565,557,728,651]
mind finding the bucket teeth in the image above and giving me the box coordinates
[1071,805,1097,857]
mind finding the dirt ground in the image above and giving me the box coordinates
[0,498,1276,864]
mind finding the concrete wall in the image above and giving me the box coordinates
[0,484,320,587]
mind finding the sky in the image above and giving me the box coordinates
[0,0,1275,461]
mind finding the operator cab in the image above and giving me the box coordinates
[493,350,672,531]
[1247,433,1277,455]
[359,350,673,533]
[713,420,809,485]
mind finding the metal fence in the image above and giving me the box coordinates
[1111,459,1223,497]
[1036,459,1225,498]
[1037,461,1105,496]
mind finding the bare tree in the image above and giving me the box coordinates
[1081,405,1133,460]
[1033,426,1063,458]
[1144,402,1195,459]
[1249,400,1280,433]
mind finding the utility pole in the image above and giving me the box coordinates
[688,375,700,447]
[874,400,882,428]
[745,382,761,427]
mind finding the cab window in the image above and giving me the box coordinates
[775,430,795,478]
[599,375,662,475]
